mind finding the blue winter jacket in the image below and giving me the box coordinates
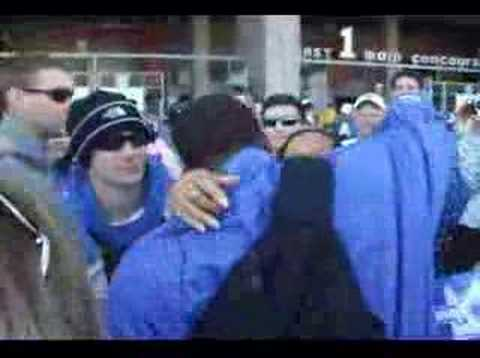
[107,147,281,339]
[107,95,466,339]
[58,155,171,269]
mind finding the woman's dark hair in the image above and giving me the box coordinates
[261,93,306,122]
[277,128,334,159]
[167,98,193,125]
[389,70,424,91]
[170,94,267,169]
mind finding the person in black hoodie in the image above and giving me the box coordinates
[193,156,384,339]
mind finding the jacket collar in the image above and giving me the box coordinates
[0,118,49,169]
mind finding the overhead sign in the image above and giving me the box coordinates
[303,26,480,71]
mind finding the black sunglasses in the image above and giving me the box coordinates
[262,117,301,128]
[95,130,150,152]
[21,87,74,104]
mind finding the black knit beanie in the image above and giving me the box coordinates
[65,90,155,166]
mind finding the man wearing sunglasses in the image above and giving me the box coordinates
[0,55,237,301]
[260,94,310,154]
[58,90,170,278]
[166,91,477,339]
[59,90,239,280]
[0,56,103,337]
[0,57,114,302]
[1,67,73,139]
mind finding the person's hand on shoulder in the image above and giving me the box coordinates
[168,169,240,232]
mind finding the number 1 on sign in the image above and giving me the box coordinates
[339,26,357,60]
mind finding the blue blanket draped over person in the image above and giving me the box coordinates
[330,93,465,338]
[107,146,280,338]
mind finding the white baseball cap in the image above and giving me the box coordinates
[353,93,386,111]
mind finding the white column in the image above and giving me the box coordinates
[264,15,302,98]
[192,16,211,98]
[236,15,302,99]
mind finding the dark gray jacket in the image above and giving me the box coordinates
[0,119,102,338]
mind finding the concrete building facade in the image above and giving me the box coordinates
[1,15,480,112]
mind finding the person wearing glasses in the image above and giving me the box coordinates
[0,68,74,131]
[57,90,173,279]
[0,55,102,338]
[107,94,382,339]
[58,90,239,280]
[260,94,310,154]
[0,56,238,336]
[146,91,473,338]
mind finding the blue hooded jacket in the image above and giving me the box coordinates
[107,96,466,339]
[107,147,281,339]
[59,155,171,268]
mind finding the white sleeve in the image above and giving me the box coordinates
[458,133,480,193]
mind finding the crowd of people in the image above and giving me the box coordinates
[1,55,480,340]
